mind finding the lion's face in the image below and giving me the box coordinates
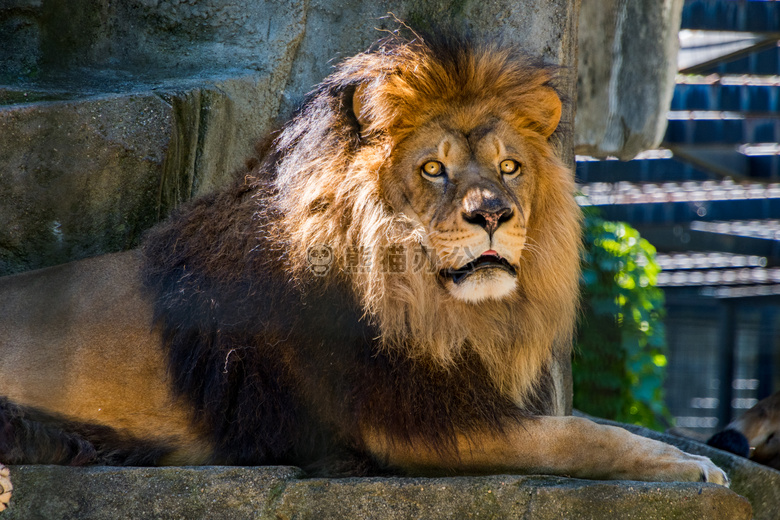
[384,113,538,303]
[275,38,580,381]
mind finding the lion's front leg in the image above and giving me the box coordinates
[0,464,12,511]
[512,416,729,485]
[364,416,728,485]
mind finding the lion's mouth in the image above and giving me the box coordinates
[442,251,517,285]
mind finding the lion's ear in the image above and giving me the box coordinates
[352,84,371,130]
[526,87,562,138]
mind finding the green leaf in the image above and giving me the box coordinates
[573,212,671,431]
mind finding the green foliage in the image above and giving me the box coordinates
[573,213,671,431]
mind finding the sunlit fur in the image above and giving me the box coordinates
[272,35,582,405]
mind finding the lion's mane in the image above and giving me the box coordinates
[276,36,581,400]
[141,34,581,472]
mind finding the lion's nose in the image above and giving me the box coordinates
[462,206,514,237]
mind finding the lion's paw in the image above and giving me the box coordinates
[691,453,729,487]
[662,450,729,487]
[0,464,11,511]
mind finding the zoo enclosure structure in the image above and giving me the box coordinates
[577,0,780,436]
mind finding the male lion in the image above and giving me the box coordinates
[0,34,726,507]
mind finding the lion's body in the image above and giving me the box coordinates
[0,251,210,465]
[0,34,728,487]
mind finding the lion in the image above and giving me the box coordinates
[708,391,780,470]
[0,33,726,508]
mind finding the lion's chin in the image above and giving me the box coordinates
[445,268,518,303]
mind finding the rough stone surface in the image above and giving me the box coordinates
[575,0,684,159]
[0,465,751,520]
[0,1,576,92]
[0,0,307,82]
[590,416,780,520]
[1,465,303,520]
[0,74,290,275]
[0,94,170,274]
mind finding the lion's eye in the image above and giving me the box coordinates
[421,161,445,179]
[500,159,520,178]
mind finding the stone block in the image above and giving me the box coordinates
[0,94,171,274]
[1,465,302,520]
[576,0,684,159]
[0,465,752,520]
[0,73,291,276]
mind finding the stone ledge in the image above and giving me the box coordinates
[599,419,780,519]
[2,465,751,520]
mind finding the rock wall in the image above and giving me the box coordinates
[576,0,684,159]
